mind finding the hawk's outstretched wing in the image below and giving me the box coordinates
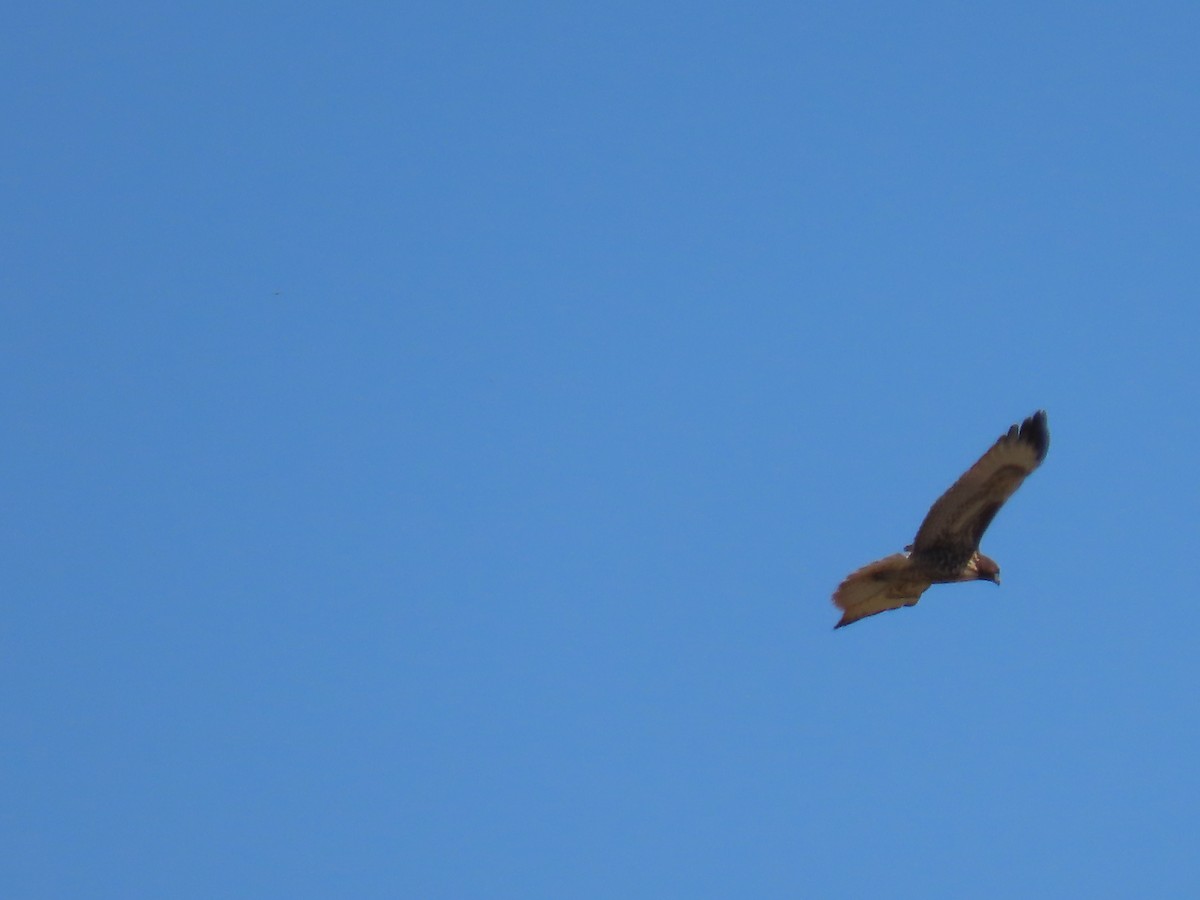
[832,554,932,629]
[910,411,1049,559]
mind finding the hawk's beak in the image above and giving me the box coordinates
[991,573,1001,585]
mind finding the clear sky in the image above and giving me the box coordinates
[5,2,1199,897]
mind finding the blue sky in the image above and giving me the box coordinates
[4,2,1199,897]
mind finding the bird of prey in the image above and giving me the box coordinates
[832,411,1049,629]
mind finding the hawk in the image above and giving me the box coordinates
[832,410,1049,629]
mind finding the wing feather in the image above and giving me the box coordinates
[911,411,1049,556]
[832,554,932,629]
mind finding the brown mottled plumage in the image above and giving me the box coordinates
[832,411,1049,629]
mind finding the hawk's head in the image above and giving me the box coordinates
[972,553,1001,585]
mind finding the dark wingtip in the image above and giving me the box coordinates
[1018,410,1050,462]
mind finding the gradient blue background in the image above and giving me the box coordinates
[5,3,1198,897]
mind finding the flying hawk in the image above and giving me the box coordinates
[832,410,1049,629]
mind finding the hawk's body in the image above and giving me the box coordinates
[832,411,1049,629]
